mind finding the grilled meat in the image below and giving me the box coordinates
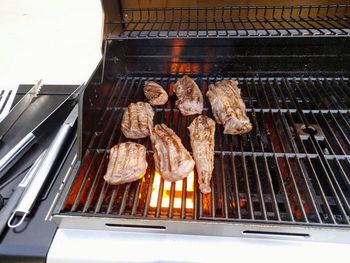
[206,79,252,135]
[174,75,203,116]
[104,142,148,185]
[188,115,215,194]
[144,81,168,106]
[121,102,154,139]
[150,124,195,182]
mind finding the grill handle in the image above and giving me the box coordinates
[243,230,310,239]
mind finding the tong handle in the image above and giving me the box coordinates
[0,132,36,176]
[7,211,27,229]
[14,124,72,215]
[0,187,24,235]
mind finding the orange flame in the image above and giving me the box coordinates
[150,171,194,209]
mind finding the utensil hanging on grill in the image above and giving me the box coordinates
[0,84,83,180]
[0,150,46,236]
[7,105,78,229]
[0,80,42,140]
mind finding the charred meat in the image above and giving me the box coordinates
[104,142,148,185]
[144,81,168,106]
[206,79,252,135]
[174,75,203,116]
[188,115,215,194]
[121,102,154,139]
[150,124,195,182]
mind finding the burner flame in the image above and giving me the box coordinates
[150,171,194,209]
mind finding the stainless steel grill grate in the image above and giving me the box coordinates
[61,76,350,227]
[106,4,350,39]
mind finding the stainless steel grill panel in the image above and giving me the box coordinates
[60,76,350,228]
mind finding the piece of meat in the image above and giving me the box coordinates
[150,124,195,182]
[121,102,154,139]
[144,81,168,106]
[103,142,148,185]
[174,75,203,116]
[206,79,252,135]
[188,115,215,194]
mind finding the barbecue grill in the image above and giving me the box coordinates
[51,0,350,245]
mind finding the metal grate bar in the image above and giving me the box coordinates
[257,79,297,221]
[228,140,241,219]
[253,15,269,36]
[143,161,155,217]
[270,79,310,222]
[250,80,281,221]
[80,81,123,212]
[98,78,138,214]
[288,7,315,36]
[305,155,336,224]
[307,81,349,156]
[285,78,350,224]
[280,80,331,222]
[218,133,229,218]
[62,76,350,228]
[110,5,350,39]
[270,156,295,222]
[74,78,135,213]
[245,80,267,220]
[295,156,322,223]
[70,79,126,212]
[130,79,153,215]
[228,9,239,36]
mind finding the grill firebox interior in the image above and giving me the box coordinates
[61,76,350,227]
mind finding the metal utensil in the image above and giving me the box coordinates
[0,80,42,140]
[7,105,78,229]
[0,88,18,123]
[0,150,46,235]
[0,84,83,178]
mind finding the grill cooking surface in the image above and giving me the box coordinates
[62,76,350,227]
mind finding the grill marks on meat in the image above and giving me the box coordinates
[207,80,252,135]
[104,142,147,185]
[188,115,215,194]
[121,102,154,139]
[151,124,195,182]
[174,75,203,116]
[144,81,168,106]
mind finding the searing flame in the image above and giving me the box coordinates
[150,171,194,209]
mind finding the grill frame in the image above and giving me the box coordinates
[51,0,350,243]
[51,214,350,243]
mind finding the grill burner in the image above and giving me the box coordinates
[61,76,350,228]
